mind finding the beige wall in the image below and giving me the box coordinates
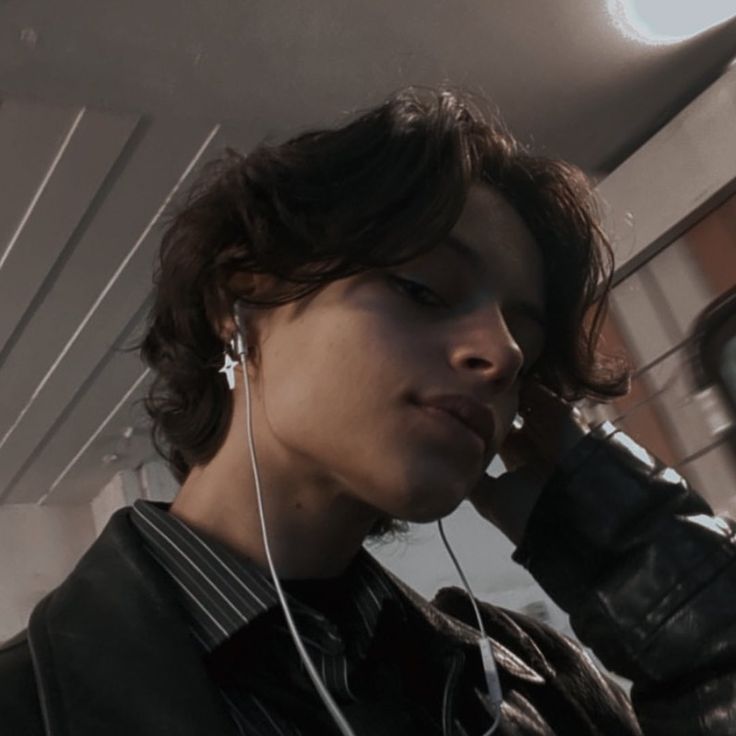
[0,459,179,643]
[0,503,94,642]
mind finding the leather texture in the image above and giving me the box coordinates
[514,424,736,734]
[1,425,733,734]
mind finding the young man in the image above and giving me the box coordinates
[2,88,734,735]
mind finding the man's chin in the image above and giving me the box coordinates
[399,495,466,525]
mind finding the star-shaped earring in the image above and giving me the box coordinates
[219,352,239,390]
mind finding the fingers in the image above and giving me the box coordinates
[498,426,539,473]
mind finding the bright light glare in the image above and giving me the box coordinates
[608,0,736,44]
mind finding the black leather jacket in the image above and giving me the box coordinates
[1,424,734,735]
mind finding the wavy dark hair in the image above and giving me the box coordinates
[134,86,630,538]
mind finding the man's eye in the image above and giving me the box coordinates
[389,276,446,307]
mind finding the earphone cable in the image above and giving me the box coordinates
[437,519,502,735]
[237,346,359,736]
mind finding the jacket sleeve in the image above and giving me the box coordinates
[0,631,46,736]
[512,421,736,736]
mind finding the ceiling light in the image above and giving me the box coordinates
[608,0,736,44]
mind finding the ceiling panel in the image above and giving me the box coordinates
[0,109,225,503]
[1,2,735,173]
[0,98,80,251]
[0,104,140,355]
[5,306,153,504]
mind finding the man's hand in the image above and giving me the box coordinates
[468,382,591,546]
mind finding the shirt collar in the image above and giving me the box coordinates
[130,499,404,654]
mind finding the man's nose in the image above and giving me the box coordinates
[450,309,525,390]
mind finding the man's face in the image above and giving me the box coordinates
[246,184,546,523]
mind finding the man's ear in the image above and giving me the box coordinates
[207,271,256,342]
[217,270,280,360]
[206,288,238,344]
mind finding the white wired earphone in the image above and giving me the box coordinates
[230,301,502,736]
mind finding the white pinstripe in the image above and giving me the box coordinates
[133,506,249,629]
[131,501,404,733]
[342,655,358,702]
[154,562,230,637]
[251,693,289,736]
[172,515,276,605]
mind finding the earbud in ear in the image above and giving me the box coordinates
[231,300,249,358]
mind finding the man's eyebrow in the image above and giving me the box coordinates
[440,235,548,331]
[441,235,486,271]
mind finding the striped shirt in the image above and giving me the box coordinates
[130,500,440,735]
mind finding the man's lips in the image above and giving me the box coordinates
[413,393,496,454]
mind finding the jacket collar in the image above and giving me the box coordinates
[28,507,239,736]
[27,506,548,736]
[385,568,549,684]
